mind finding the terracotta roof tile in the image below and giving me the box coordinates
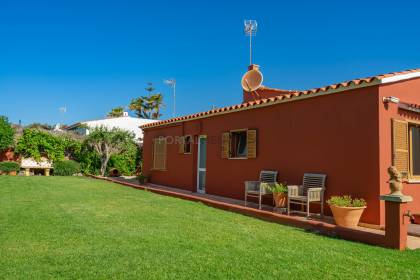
[142,68,420,129]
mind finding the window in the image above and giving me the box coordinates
[178,135,192,154]
[230,131,247,158]
[184,135,192,153]
[392,119,420,179]
[221,129,257,159]
[153,137,166,170]
[410,125,420,177]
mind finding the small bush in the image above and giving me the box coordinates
[327,195,367,207]
[54,160,81,176]
[262,182,287,193]
[0,161,20,173]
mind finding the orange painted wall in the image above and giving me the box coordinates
[378,78,420,225]
[143,86,383,224]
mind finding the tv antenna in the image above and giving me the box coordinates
[244,20,258,65]
[164,79,176,117]
[59,105,67,113]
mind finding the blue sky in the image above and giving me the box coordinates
[1,0,419,125]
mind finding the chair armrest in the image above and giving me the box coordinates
[288,185,302,197]
[245,181,260,192]
[307,187,323,201]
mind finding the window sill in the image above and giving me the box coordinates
[228,157,248,160]
[151,169,167,171]
[407,179,420,184]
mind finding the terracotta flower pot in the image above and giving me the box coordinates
[330,205,366,228]
[8,171,17,176]
[273,192,287,208]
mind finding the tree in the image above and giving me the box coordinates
[129,83,164,119]
[129,96,149,119]
[107,106,125,118]
[84,126,135,176]
[149,93,164,119]
[0,116,15,151]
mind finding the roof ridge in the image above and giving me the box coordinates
[141,68,420,129]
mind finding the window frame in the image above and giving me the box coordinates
[152,136,167,171]
[229,129,248,159]
[409,123,420,179]
[183,135,192,154]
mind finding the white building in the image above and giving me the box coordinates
[66,112,158,142]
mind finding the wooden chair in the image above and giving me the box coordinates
[287,173,327,218]
[245,170,278,209]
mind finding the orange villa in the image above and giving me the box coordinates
[141,66,420,227]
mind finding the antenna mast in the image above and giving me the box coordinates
[244,20,258,65]
[164,79,176,117]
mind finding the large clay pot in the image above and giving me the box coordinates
[8,171,17,176]
[330,205,366,228]
[273,192,287,208]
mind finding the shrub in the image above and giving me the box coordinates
[54,160,81,176]
[15,128,82,162]
[263,182,287,193]
[0,116,15,151]
[327,195,367,207]
[0,161,20,173]
[108,139,139,176]
[75,146,101,175]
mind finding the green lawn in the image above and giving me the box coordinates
[0,177,419,280]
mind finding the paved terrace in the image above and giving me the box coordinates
[94,176,420,250]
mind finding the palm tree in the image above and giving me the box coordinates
[107,106,124,118]
[129,97,150,119]
[129,83,164,120]
[149,93,164,119]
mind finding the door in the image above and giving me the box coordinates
[197,135,207,193]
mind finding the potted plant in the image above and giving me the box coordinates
[263,182,288,208]
[327,195,367,228]
[0,161,21,176]
[138,174,149,185]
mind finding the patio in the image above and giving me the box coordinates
[96,176,420,250]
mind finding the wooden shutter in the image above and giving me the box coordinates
[153,137,167,170]
[178,136,185,154]
[247,129,257,159]
[392,119,409,178]
[221,132,230,159]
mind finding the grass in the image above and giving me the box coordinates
[0,177,419,279]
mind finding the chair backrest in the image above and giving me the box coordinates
[303,173,327,190]
[259,170,278,183]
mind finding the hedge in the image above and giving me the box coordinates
[54,160,81,176]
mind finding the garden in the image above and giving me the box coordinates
[1,176,420,279]
[0,115,141,177]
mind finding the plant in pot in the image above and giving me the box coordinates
[327,195,367,228]
[0,161,21,176]
[263,182,288,208]
[138,174,149,185]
